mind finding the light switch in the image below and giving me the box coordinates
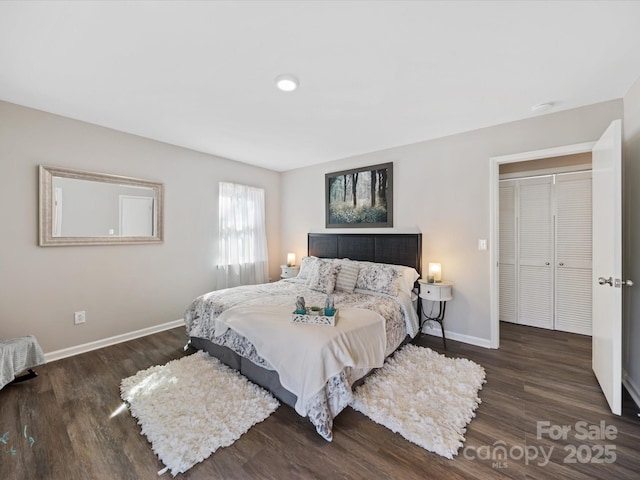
[478,239,487,251]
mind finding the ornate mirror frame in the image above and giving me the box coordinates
[39,165,164,246]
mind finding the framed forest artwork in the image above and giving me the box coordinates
[325,162,393,228]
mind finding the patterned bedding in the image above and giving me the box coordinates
[184,279,417,440]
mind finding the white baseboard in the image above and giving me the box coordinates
[421,324,493,349]
[44,319,492,363]
[44,319,185,363]
[623,369,640,410]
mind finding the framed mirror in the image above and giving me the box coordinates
[39,165,164,246]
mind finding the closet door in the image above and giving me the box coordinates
[555,172,592,335]
[499,180,517,323]
[518,176,554,329]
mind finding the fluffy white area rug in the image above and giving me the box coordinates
[351,344,485,459]
[120,351,279,476]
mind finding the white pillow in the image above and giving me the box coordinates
[396,266,420,295]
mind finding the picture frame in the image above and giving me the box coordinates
[325,162,393,228]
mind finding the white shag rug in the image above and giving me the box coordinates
[351,344,485,459]
[120,351,279,476]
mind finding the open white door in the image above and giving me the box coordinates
[592,119,628,415]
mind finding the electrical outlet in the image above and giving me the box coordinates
[74,310,86,325]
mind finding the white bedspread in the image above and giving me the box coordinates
[214,305,386,415]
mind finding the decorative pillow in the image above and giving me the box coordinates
[354,261,420,295]
[334,259,360,293]
[297,256,318,280]
[355,263,400,296]
[307,259,341,294]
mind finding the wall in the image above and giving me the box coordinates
[0,101,281,354]
[623,76,640,405]
[281,100,623,346]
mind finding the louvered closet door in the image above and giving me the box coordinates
[499,180,517,323]
[555,172,592,335]
[518,176,554,329]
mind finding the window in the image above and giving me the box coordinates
[216,182,269,288]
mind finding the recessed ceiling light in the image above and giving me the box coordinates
[275,74,299,92]
[531,102,554,113]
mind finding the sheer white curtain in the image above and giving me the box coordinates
[216,182,269,289]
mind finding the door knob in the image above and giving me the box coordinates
[598,276,613,286]
[614,278,634,287]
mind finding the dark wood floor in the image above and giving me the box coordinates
[1,322,639,479]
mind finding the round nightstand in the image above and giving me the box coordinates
[418,280,453,349]
[280,265,300,279]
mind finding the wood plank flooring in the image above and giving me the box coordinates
[1,322,639,479]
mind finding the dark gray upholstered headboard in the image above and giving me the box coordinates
[307,233,422,275]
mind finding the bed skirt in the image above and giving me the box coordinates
[190,336,298,407]
[190,333,414,411]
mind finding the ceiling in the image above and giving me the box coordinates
[2,1,640,172]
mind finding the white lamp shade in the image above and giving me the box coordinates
[287,253,296,267]
[428,262,442,283]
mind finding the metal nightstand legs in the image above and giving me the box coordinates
[419,299,447,349]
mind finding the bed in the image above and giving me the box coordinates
[184,233,422,440]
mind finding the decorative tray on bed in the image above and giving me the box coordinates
[291,308,337,326]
